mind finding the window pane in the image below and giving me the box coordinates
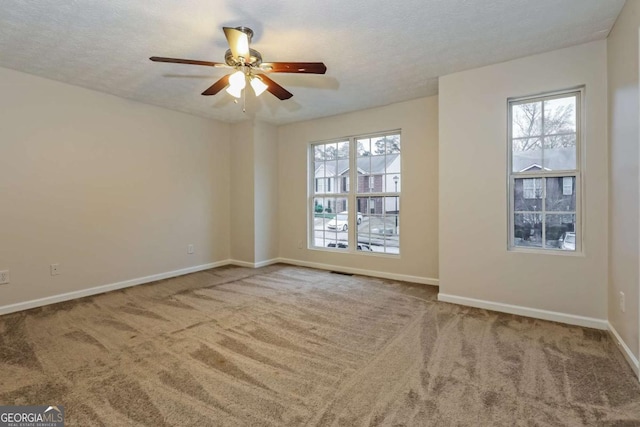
[336,141,349,159]
[387,153,401,176]
[512,138,542,172]
[512,101,542,138]
[314,145,326,161]
[544,96,576,135]
[323,143,338,160]
[545,214,576,250]
[545,177,576,211]
[385,135,401,154]
[356,197,369,219]
[563,177,573,195]
[385,174,401,193]
[514,213,542,248]
[325,198,348,231]
[313,197,327,219]
[358,174,374,193]
[338,175,349,194]
[543,135,576,170]
[357,138,371,157]
[514,178,543,211]
[384,233,400,254]
[324,232,347,250]
[371,137,387,155]
[366,196,383,215]
[355,197,400,254]
[318,198,348,250]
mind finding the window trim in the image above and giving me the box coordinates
[507,87,584,254]
[308,130,402,256]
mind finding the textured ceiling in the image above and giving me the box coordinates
[0,0,625,125]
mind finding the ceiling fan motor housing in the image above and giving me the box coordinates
[225,48,262,67]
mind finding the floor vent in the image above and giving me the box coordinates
[330,271,353,276]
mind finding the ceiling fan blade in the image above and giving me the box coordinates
[223,27,250,61]
[150,56,225,67]
[257,74,293,100]
[201,74,231,96]
[260,62,327,74]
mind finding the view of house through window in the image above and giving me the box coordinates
[311,133,401,254]
[509,89,581,251]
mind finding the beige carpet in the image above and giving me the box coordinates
[1,264,639,426]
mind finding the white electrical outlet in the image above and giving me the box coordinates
[187,244,194,254]
[50,264,61,276]
[0,270,9,285]
[619,291,625,313]
[297,240,303,249]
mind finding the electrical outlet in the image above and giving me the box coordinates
[0,270,9,285]
[297,240,303,249]
[50,264,61,276]
[187,244,194,254]
[619,291,626,313]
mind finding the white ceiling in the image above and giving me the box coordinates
[0,0,624,125]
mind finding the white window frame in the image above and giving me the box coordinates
[507,88,583,253]
[308,130,401,256]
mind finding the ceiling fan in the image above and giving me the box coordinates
[150,26,327,101]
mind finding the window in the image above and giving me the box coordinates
[310,132,401,254]
[509,89,581,252]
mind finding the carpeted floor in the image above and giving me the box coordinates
[1,264,639,426]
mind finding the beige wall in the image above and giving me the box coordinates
[608,0,640,360]
[230,121,255,263]
[277,97,439,281]
[254,121,279,264]
[439,41,608,321]
[229,120,279,265]
[0,66,230,308]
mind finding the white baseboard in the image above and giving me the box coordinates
[0,261,229,316]
[254,258,281,268]
[228,259,255,268]
[437,293,608,330]
[277,257,439,286]
[608,322,640,377]
[228,258,280,268]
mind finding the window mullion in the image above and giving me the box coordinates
[349,137,356,252]
[541,177,546,247]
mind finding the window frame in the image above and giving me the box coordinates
[308,130,402,256]
[507,87,584,254]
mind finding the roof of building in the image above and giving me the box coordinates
[512,147,575,172]
[316,154,400,177]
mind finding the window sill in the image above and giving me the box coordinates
[507,247,584,257]
[307,246,401,259]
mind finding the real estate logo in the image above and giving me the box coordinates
[0,405,64,427]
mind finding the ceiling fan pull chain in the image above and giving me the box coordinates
[242,64,246,113]
[242,81,246,113]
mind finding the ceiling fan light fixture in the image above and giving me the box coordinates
[250,76,268,96]
[226,70,246,98]
[226,85,243,99]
